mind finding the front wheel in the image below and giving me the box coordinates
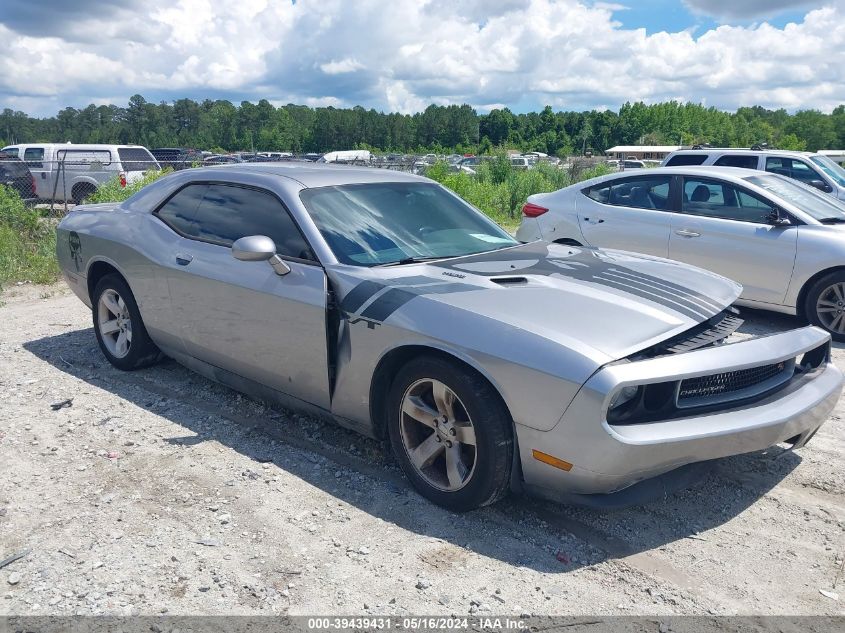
[387,356,513,511]
[805,272,845,342]
[92,274,161,370]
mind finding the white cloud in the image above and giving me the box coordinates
[319,58,365,75]
[0,0,843,116]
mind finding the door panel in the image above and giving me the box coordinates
[167,239,330,409]
[668,177,797,304]
[577,175,673,257]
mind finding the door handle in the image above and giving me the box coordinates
[583,217,605,224]
[175,253,193,266]
[675,229,700,238]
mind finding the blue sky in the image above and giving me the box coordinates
[0,0,842,116]
[607,0,812,34]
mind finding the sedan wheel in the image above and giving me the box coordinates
[399,378,477,492]
[814,282,845,336]
[97,289,133,358]
[806,271,845,342]
[387,355,513,511]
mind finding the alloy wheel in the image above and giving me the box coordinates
[815,282,845,335]
[97,288,133,358]
[399,378,477,492]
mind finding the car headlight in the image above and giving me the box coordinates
[608,385,640,411]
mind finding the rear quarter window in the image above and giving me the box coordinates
[665,154,707,166]
[117,147,159,171]
[714,155,758,169]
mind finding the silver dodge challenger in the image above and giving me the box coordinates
[56,163,844,511]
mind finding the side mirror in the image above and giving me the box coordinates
[809,179,833,194]
[231,235,290,276]
[766,209,791,227]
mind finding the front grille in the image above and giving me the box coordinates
[677,361,792,408]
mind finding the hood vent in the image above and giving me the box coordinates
[491,276,528,286]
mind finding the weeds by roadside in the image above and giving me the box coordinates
[0,186,60,291]
[426,155,613,231]
[88,168,171,204]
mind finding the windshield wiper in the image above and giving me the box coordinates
[817,217,845,224]
[378,255,453,267]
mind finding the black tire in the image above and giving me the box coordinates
[72,183,96,205]
[387,355,513,511]
[92,274,161,370]
[804,271,845,342]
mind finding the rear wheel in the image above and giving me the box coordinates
[387,356,513,511]
[72,183,96,204]
[805,271,845,342]
[92,274,160,370]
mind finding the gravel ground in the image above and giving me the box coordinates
[0,282,843,617]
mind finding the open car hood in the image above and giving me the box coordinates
[328,242,743,362]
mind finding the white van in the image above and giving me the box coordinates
[317,150,372,164]
[0,143,160,203]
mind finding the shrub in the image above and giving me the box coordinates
[88,168,172,204]
[0,186,60,289]
[424,156,600,230]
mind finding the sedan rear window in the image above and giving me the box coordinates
[583,175,671,211]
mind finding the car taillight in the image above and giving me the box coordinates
[522,202,549,217]
[29,174,36,196]
[119,172,127,188]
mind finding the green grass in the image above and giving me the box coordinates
[0,186,60,291]
[426,156,613,232]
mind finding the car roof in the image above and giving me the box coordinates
[200,161,429,188]
[668,148,815,158]
[603,165,763,180]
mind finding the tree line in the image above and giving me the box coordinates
[2,94,844,156]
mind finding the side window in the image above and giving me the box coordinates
[608,176,672,211]
[155,184,208,235]
[790,160,822,184]
[665,154,707,167]
[682,178,774,223]
[23,147,44,168]
[714,155,758,169]
[584,177,671,210]
[192,184,313,260]
[584,183,611,204]
[766,157,823,184]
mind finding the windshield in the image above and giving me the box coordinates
[810,155,845,187]
[745,174,845,221]
[299,182,518,266]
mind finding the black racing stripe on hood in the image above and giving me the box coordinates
[433,243,721,320]
[340,280,384,314]
[360,288,417,322]
[342,279,475,324]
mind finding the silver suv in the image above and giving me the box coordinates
[662,147,845,201]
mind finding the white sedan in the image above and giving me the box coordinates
[516,166,845,341]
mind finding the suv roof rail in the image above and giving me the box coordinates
[683,144,777,152]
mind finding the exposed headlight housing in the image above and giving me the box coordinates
[608,385,640,411]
